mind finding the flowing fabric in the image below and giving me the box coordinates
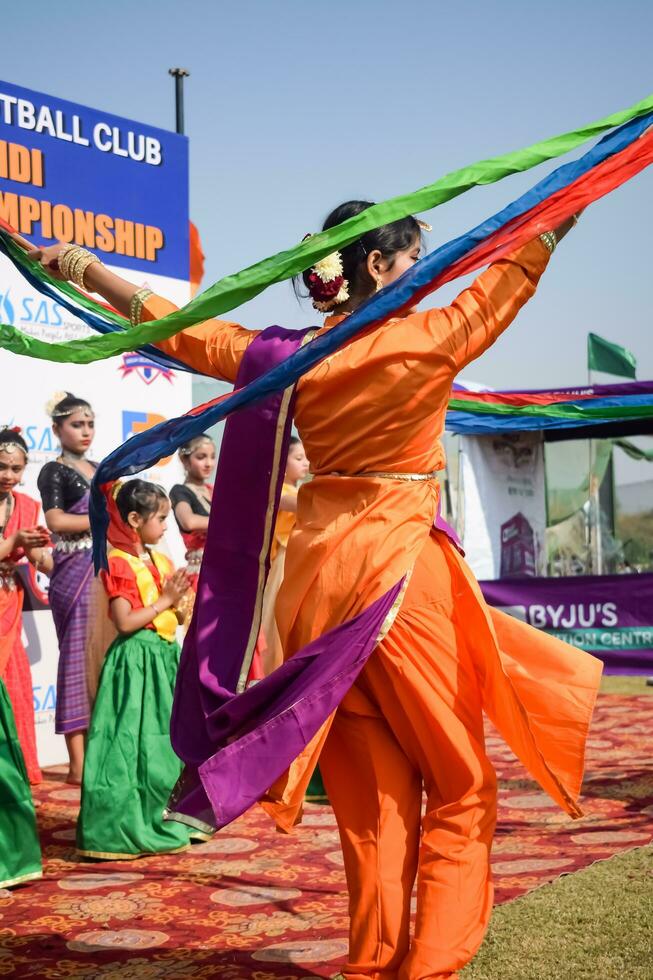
[48,493,93,734]
[0,679,42,888]
[448,378,653,434]
[0,94,652,367]
[0,491,42,783]
[73,106,653,566]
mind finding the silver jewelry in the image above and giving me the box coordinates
[59,448,88,463]
[54,534,92,554]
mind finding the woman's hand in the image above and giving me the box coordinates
[22,240,69,280]
[16,526,51,549]
[160,568,191,608]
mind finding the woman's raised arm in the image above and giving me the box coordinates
[24,241,258,383]
[416,217,578,374]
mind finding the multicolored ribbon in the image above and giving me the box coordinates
[447,381,653,434]
[78,106,653,568]
[0,93,652,363]
[0,98,651,562]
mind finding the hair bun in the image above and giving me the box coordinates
[45,390,71,418]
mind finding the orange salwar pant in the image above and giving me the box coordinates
[320,535,499,980]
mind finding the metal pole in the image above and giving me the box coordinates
[587,346,593,575]
[168,68,189,136]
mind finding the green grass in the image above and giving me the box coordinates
[600,674,653,695]
[461,846,653,979]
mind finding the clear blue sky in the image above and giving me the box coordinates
[2,0,652,389]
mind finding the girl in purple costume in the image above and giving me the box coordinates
[38,392,96,784]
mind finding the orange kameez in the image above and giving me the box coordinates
[146,239,602,980]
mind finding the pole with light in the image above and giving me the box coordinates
[168,68,189,136]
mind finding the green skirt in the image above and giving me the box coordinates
[0,680,42,887]
[306,764,329,804]
[77,629,191,859]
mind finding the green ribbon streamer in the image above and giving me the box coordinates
[448,396,653,422]
[1,93,653,365]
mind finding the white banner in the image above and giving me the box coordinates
[1,263,192,766]
[460,432,546,581]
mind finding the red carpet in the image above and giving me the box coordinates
[1,694,651,978]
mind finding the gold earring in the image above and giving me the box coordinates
[375,277,383,293]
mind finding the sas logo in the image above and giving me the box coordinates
[19,296,64,327]
[0,288,15,324]
[122,410,171,468]
[119,353,174,386]
[18,423,58,455]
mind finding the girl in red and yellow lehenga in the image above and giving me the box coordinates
[28,203,601,980]
[0,427,52,785]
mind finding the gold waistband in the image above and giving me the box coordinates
[327,469,439,482]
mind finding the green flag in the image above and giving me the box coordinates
[587,333,637,379]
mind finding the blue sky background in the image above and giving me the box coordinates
[2,0,652,394]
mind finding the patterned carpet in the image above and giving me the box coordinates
[1,693,652,979]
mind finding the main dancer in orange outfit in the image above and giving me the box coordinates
[28,204,601,979]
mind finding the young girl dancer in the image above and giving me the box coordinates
[169,434,216,588]
[76,479,192,859]
[0,427,51,784]
[38,393,96,784]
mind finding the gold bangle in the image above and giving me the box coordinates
[68,250,88,285]
[72,252,101,289]
[57,244,80,280]
[539,230,557,254]
[57,245,102,288]
[129,287,154,327]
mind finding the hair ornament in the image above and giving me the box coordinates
[179,434,215,458]
[417,219,432,232]
[45,391,70,419]
[45,391,94,420]
[0,425,28,458]
[303,235,350,313]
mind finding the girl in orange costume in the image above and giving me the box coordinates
[29,205,600,980]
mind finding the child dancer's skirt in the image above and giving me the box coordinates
[76,629,191,859]
[0,679,42,887]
